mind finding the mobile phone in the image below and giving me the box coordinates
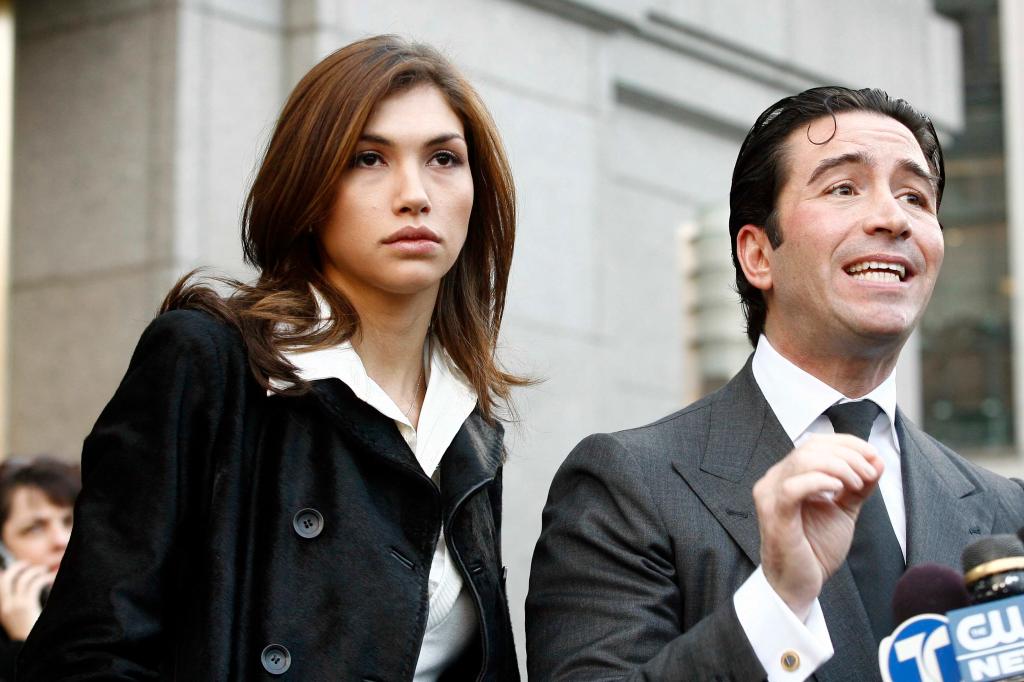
[0,542,12,571]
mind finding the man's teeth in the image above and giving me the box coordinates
[845,261,906,282]
[850,270,900,282]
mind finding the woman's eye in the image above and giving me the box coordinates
[429,151,461,167]
[353,151,383,168]
[828,183,854,196]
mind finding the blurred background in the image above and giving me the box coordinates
[3,0,1023,674]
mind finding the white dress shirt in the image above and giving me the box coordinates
[270,313,480,681]
[732,335,905,681]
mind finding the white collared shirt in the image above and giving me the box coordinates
[733,335,906,681]
[270,326,479,681]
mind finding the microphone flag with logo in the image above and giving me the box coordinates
[879,563,966,682]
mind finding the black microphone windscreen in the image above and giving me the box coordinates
[961,533,1024,574]
[892,563,970,624]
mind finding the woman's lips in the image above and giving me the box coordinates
[382,226,441,255]
[383,225,441,244]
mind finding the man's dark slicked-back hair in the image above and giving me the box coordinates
[729,86,946,346]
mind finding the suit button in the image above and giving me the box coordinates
[292,508,323,539]
[261,644,291,675]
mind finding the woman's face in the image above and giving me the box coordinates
[1,486,72,572]
[320,83,474,306]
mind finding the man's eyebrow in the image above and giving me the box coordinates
[896,158,940,194]
[358,132,466,146]
[806,151,871,186]
[805,151,939,195]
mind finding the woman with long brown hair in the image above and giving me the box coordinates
[18,35,525,681]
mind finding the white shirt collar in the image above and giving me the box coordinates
[269,289,478,476]
[751,334,898,446]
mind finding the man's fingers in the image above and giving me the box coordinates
[806,433,884,472]
[834,474,883,511]
[768,447,872,491]
[775,472,846,512]
[777,438,883,484]
[806,431,876,451]
[757,437,887,519]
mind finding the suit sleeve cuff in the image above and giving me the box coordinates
[733,565,834,681]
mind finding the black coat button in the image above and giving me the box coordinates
[292,508,323,539]
[261,644,291,675]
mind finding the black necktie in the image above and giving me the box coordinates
[824,401,906,644]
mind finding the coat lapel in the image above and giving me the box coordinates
[898,411,989,568]
[438,411,504,522]
[307,378,503,517]
[308,378,424,476]
[672,360,878,681]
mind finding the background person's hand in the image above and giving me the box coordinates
[753,433,884,617]
[0,560,53,640]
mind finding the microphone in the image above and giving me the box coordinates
[881,535,1024,681]
[879,563,966,682]
[962,535,1024,604]
[893,564,972,624]
[942,534,1024,681]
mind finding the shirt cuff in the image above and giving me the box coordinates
[733,565,834,681]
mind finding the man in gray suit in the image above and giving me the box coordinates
[526,86,1024,681]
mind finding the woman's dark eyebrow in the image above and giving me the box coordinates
[358,133,392,146]
[358,132,466,146]
[425,132,465,146]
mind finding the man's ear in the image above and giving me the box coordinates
[736,224,774,292]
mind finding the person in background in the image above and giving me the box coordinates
[0,457,79,681]
[19,35,525,680]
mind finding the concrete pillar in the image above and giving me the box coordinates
[692,204,750,393]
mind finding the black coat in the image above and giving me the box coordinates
[17,310,519,681]
[0,632,20,682]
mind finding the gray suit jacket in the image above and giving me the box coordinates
[526,360,1024,681]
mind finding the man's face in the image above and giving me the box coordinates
[760,110,944,357]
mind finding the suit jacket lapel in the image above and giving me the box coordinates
[898,411,989,567]
[672,359,789,566]
[672,359,878,681]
